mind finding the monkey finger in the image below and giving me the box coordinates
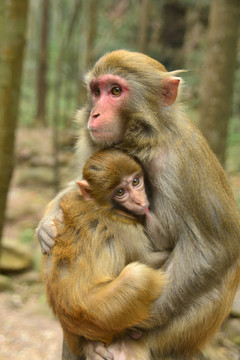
[87,356,108,360]
[95,343,114,360]
[38,227,56,254]
[41,238,55,254]
[55,208,64,223]
[86,342,114,360]
[40,241,50,255]
[38,218,57,239]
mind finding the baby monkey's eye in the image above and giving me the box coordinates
[111,86,122,96]
[116,189,125,197]
[132,178,140,186]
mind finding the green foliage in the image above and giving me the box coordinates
[228,115,240,146]
[233,50,240,115]
[226,115,240,173]
[180,0,210,5]
[20,228,35,244]
[33,249,42,272]
[94,2,140,57]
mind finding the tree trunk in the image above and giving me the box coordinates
[52,0,82,193]
[36,0,50,126]
[0,0,29,245]
[198,0,240,166]
[138,0,151,54]
[78,0,98,105]
[159,0,187,69]
[85,0,98,67]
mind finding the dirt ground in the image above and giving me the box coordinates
[0,128,69,359]
[0,127,240,360]
[0,290,62,360]
[0,281,240,360]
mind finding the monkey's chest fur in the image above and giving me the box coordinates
[51,191,154,285]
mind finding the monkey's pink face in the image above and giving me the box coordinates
[88,75,129,145]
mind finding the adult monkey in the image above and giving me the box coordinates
[37,50,240,360]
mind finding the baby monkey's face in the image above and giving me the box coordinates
[112,173,149,216]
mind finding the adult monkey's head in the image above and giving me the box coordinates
[84,50,182,146]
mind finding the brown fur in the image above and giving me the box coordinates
[43,149,167,356]
[38,50,240,359]
[78,50,240,358]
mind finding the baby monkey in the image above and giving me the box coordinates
[43,148,169,360]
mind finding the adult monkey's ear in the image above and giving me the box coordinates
[160,77,180,107]
[77,180,92,200]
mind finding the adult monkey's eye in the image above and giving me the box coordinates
[132,178,140,186]
[111,86,122,96]
[116,189,125,197]
[93,85,100,97]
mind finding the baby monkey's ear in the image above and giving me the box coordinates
[77,180,92,200]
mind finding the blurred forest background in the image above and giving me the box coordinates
[0,0,240,359]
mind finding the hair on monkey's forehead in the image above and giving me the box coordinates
[85,50,168,84]
[83,149,142,191]
[94,50,167,73]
